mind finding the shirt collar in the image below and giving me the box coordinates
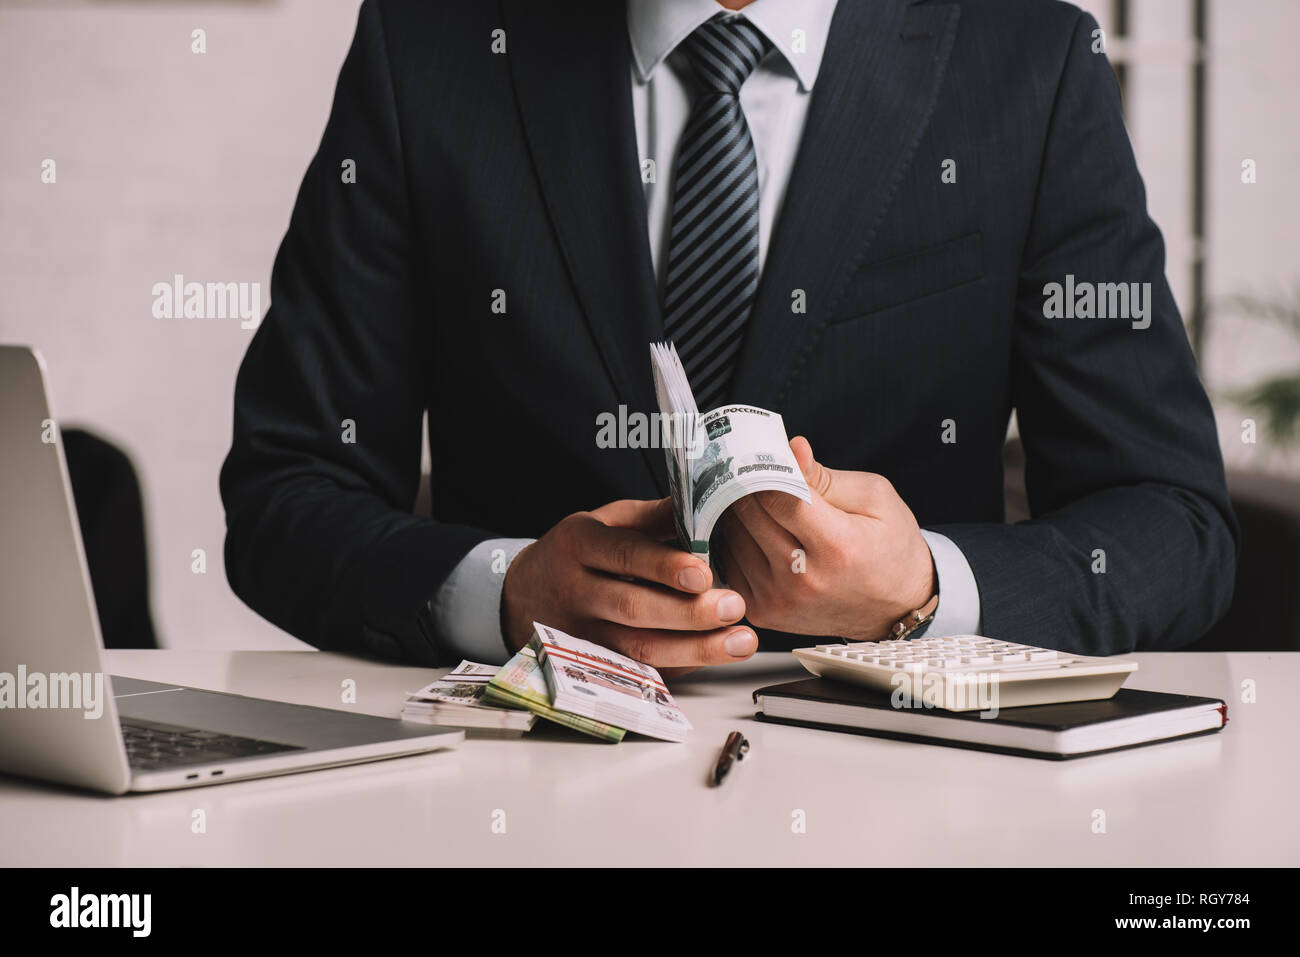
[627,0,839,93]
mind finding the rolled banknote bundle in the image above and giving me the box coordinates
[650,342,811,558]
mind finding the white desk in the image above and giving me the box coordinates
[1,650,1295,866]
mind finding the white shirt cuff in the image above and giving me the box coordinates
[915,530,982,638]
[430,537,535,664]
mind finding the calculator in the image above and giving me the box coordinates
[792,635,1139,711]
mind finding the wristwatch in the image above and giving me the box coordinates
[886,593,940,641]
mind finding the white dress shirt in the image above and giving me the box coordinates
[431,0,981,663]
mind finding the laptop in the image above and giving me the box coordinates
[0,345,463,794]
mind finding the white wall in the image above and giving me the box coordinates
[0,0,365,650]
[1,0,1297,650]
[1081,0,1300,475]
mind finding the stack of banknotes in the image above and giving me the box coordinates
[650,341,810,558]
[401,660,537,736]
[400,623,693,743]
[529,622,693,742]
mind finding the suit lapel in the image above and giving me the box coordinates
[730,0,961,410]
[501,0,666,493]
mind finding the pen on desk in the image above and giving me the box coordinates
[710,730,750,786]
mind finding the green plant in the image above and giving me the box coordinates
[1217,289,1300,444]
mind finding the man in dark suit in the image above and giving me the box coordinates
[220,0,1237,669]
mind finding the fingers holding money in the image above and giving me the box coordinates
[712,440,939,640]
[587,621,758,667]
[748,481,850,556]
[729,494,804,560]
[715,524,757,614]
[587,575,745,632]
[571,516,712,594]
[590,496,677,539]
[501,501,757,665]
[718,508,799,634]
[790,435,895,518]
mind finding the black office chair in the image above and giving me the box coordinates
[62,428,158,649]
[1189,471,1300,651]
[1002,438,1300,651]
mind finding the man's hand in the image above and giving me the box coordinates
[501,498,757,670]
[717,436,936,642]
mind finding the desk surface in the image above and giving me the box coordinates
[1,650,1295,866]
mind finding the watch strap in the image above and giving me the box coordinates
[887,593,940,641]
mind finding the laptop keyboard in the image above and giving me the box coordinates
[121,717,304,771]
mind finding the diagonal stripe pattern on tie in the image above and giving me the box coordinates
[661,14,772,413]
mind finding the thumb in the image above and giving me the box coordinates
[591,497,677,538]
[790,436,881,515]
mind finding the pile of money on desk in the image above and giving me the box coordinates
[401,622,693,742]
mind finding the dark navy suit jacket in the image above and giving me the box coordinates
[220,0,1237,664]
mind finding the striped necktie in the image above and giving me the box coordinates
[661,14,772,413]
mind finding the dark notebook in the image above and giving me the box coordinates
[753,678,1227,760]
